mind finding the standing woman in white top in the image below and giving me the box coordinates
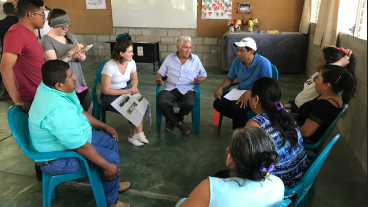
[176,126,284,207]
[286,46,355,113]
[100,34,148,147]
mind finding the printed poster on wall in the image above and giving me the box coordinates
[201,0,232,20]
[86,0,106,9]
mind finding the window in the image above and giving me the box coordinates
[311,0,322,23]
[339,0,361,36]
[355,0,367,40]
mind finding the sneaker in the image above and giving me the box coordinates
[133,132,149,144]
[128,136,144,146]
[109,200,130,207]
[119,182,131,193]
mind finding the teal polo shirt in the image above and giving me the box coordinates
[228,54,272,90]
[28,82,92,162]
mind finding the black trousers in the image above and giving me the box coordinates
[157,88,196,126]
[213,94,251,130]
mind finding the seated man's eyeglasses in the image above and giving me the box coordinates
[33,12,46,18]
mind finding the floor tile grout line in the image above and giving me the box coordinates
[0,134,13,143]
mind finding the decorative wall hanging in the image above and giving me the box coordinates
[201,0,233,20]
[237,2,251,14]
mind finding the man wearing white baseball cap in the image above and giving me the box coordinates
[213,37,272,130]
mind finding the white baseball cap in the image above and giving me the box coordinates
[233,37,257,51]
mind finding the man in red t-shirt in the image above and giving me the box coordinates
[0,0,45,112]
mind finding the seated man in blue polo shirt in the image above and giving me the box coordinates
[155,36,207,135]
[213,37,272,130]
[29,60,131,207]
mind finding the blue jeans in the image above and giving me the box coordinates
[38,131,120,206]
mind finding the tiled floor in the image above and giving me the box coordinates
[0,60,366,207]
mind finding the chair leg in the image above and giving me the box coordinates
[193,108,200,135]
[51,185,58,199]
[42,173,52,207]
[310,180,316,195]
[218,114,223,133]
[89,170,107,207]
[156,106,163,134]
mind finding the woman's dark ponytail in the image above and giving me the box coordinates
[251,77,299,148]
[322,65,357,103]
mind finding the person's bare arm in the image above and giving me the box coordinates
[75,142,119,181]
[214,77,235,99]
[130,71,139,93]
[155,73,164,85]
[178,179,210,207]
[101,74,132,95]
[0,52,31,112]
[44,43,84,62]
[191,76,206,84]
[299,119,321,137]
[82,111,118,141]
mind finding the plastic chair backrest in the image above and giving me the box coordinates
[7,106,32,157]
[285,133,340,206]
[271,64,279,81]
[96,60,109,84]
[276,199,292,207]
[304,104,348,152]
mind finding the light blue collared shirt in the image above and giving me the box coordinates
[158,52,207,95]
[28,82,92,162]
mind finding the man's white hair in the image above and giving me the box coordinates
[176,36,191,47]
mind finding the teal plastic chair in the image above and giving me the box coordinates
[287,97,348,157]
[175,198,291,207]
[156,77,200,135]
[285,133,340,207]
[218,64,278,133]
[92,60,132,123]
[7,106,107,207]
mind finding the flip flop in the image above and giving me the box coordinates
[177,122,191,135]
[165,122,175,132]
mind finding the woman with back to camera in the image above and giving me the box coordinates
[286,46,355,113]
[100,33,149,147]
[297,65,357,144]
[40,8,93,114]
[246,77,309,190]
[176,127,284,207]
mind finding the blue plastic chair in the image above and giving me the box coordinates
[218,64,278,133]
[156,77,200,135]
[287,98,348,157]
[92,60,132,123]
[175,198,291,207]
[7,106,107,207]
[284,133,341,207]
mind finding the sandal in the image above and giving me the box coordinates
[165,122,175,132]
[177,122,191,135]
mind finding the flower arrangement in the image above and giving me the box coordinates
[227,19,245,32]
[243,17,260,32]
